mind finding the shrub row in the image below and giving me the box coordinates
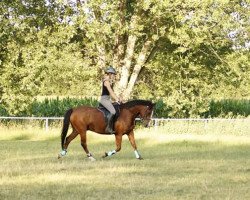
[0,97,249,118]
[203,99,250,118]
[28,97,98,117]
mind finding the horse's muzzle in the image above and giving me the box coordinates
[144,121,151,128]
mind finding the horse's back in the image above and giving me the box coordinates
[70,105,104,124]
[68,105,106,133]
[72,105,101,117]
[73,105,98,112]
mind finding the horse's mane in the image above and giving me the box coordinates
[121,100,154,109]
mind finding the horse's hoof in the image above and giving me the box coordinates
[58,150,67,159]
[137,157,144,160]
[102,152,108,158]
[88,156,96,161]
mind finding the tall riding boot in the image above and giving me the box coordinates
[105,113,115,134]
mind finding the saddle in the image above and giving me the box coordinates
[97,102,121,125]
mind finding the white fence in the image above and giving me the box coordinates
[0,116,249,131]
[0,116,63,131]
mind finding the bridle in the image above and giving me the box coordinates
[140,106,154,126]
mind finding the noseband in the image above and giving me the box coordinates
[140,106,153,123]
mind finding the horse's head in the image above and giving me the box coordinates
[138,103,155,128]
[121,100,155,128]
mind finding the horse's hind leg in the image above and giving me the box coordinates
[79,129,96,161]
[64,130,78,149]
[58,130,78,158]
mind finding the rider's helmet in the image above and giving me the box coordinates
[105,66,116,74]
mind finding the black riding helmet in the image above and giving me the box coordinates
[105,66,116,74]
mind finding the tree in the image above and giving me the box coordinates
[67,0,249,101]
[67,0,163,99]
[0,0,53,114]
[0,0,249,116]
[0,0,92,114]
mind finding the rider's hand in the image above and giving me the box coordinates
[115,97,120,103]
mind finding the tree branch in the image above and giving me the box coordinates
[113,0,126,68]
[96,45,106,70]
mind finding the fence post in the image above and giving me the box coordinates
[154,119,159,128]
[45,118,49,131]
[204,119,208,133]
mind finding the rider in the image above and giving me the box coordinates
[100,66,120,134]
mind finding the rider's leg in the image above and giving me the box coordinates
[100,96,116,134]
[105,113,116,134]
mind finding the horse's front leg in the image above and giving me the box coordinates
[103,134,122,158]
[127,131,143,160]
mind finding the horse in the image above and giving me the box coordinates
[58,100,155,160]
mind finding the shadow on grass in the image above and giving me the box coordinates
[1,140,250,199]
[1,136,250,163]
[0,181,198,200]
[11,134,33,140]
[1,134,250,200]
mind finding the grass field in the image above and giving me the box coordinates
[0,121,250,200]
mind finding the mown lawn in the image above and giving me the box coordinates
[0,124,249,200]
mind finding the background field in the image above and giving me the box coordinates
[0,121,250,200]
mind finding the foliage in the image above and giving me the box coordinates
[27,97,98,117]
[0,104,8,116]
[204,99,250,118]
[0,0,249,116]
[132,0,250,117]
[153,98,250,118]
[0,0,98,115]
[0,97,249,118]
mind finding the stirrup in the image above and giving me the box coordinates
[105,127,115,134]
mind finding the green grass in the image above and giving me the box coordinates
[0,123,250,200]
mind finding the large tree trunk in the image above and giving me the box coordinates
[116,15,138,96]
[118,35,137,92]
[122,39,154,100]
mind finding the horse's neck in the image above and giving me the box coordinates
[127,106,141,119]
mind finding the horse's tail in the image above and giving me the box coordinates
[61,108,73,149]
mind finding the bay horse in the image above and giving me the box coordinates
[58,100,155,160]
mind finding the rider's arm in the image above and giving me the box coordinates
[104,80,119,102]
